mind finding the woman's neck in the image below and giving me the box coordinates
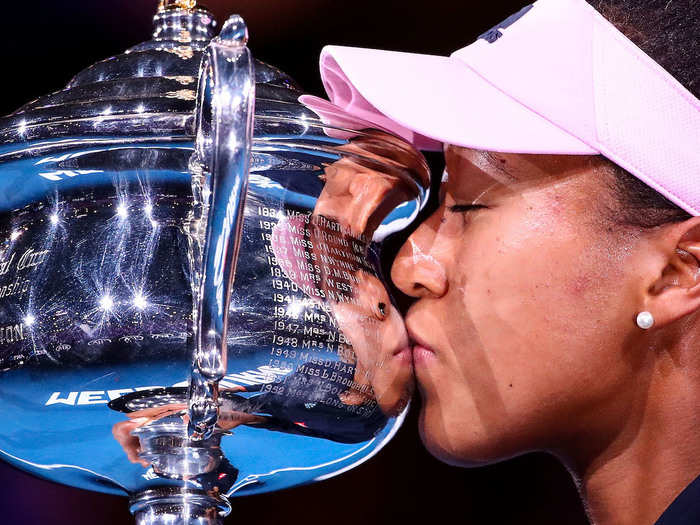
[570,361,700,525]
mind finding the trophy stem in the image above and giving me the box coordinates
[130,488,230,525]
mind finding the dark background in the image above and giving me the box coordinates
[0,1,589,524]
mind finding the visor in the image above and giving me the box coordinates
[320,0,700,216]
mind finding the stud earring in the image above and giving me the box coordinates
[636,311,654,330]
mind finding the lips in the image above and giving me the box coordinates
[407,327,436,365]
[392,345,413,363]
[407,327,434,353]
[412,344,436,363]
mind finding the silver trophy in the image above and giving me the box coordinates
[0,1,429,523]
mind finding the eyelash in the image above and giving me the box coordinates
[447,203,489,213]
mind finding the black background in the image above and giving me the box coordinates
[0,1,589,524]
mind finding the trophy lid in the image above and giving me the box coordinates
[0,2,300,147]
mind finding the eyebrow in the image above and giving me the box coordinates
[446,146,522,189]
[481,152,520,185]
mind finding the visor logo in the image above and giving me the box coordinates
[478,4,533,43]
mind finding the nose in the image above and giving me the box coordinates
[391,212,449,299]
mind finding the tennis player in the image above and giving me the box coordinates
[318,0,699,523]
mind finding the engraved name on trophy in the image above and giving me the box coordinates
[0,1,429,523]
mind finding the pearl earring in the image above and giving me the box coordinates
[636,311,654,330]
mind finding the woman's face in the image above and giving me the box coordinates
[391,145,652,465]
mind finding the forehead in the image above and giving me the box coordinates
[443,145,605,200]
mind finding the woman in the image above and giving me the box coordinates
[317,0,700,523]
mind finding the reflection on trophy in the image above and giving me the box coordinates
[0,1,429,523]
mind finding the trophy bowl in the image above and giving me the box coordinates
[0,1,430,522]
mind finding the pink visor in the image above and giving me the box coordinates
[319,0,700,216]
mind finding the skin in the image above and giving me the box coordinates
[390,144,700,525]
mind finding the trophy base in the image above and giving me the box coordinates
[130,488,230,525]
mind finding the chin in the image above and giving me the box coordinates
[417,397,516,468]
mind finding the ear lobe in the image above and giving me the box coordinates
[646,219,700,328]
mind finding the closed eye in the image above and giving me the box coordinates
[447,203,489,213]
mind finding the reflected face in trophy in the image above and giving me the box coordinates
[298,136,416,416]
[392,145,646,465]
[311,142,415,416]
[308,224,412,417]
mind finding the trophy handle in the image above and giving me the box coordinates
[189,16,255,440]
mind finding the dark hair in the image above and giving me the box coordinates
[587,0,698,228]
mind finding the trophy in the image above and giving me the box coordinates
[0,1,429,523]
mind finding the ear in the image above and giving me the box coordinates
[645,217,700,328]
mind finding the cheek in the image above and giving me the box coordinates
[415,185,644,459]
[451,208,635,421]
[461,204,625,338]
